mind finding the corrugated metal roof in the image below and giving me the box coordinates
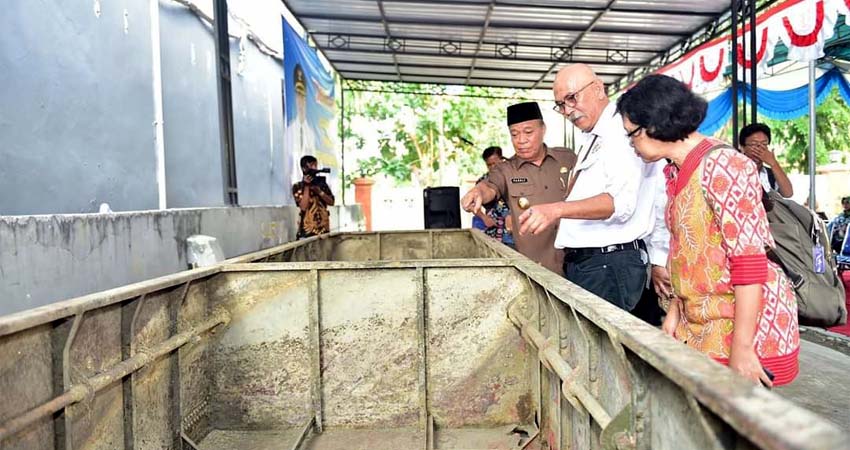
[283,0,731,90]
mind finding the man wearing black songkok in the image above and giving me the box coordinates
[462,102,576,276]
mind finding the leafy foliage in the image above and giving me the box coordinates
[715,87,850,173]
[342,83,531,187]
[762,88,850,173]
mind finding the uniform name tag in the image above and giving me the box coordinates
[511,177,528,184]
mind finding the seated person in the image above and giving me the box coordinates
[472,146,514,247]
[829,196,850,254]
[739,123,794,198]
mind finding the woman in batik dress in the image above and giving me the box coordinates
[615,75,799,386]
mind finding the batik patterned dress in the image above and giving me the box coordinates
[665,138,800,385]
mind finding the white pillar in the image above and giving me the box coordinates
[150,0,167,209]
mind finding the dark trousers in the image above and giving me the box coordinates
[632,288,664,326]
[564,249,647,311]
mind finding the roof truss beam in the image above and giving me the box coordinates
[532,0,617,89]
[320,47,645,67]
[331,58,627,77]
[465,0,496,84]
[298,13,692,37]
[375,0,403,82]
[311,31,659,58]
[380,0,721,17]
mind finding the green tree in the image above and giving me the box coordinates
[714,88,850,173]
[763,88,850,173]
[342,83,525,187]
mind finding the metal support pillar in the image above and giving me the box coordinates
[731,0,740,146]
[213,0,239,205]
[749,0,758,125]
[809,61,817,209]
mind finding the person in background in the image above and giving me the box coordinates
[461,102,576,275]
[292,155,335,239]
[829,196,850,253]
[739,123,794,198]
[472,146,515,247]
[618,74,799,387]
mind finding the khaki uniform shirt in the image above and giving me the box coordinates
[482,146,576,275]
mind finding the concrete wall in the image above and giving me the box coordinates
[230,39,289,206]
[0,205,363,315]
[0,0,297,215]
[0,0,159,214]
[159,1,225,208]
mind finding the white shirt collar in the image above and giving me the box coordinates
[583,101,619,140]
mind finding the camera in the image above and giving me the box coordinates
[304,167,330,186]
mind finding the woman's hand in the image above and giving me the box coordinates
[662,299,680,337]
[729,343,773,387]
[730,284,770,386]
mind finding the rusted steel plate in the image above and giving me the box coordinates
[0,325,54,450]
[129,289,179,449]
[431,232,482,259]
[318,269,420,428]
[65,305,124,450]
[425,266,535,428]
[207,272,313,430]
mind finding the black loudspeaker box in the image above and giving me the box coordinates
[423,186,461,229]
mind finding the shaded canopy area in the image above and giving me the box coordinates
[282,0,734,91]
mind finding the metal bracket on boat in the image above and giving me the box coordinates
[289,416,316,450]
[425,414,435,450]
[606,333,648,450]
[507,304,612,429]
[181,431,202,450]
[600,403,636,450]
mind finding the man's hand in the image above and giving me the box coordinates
[745,144,777,166]
[478,209,497,229]
[518,202,561,236]
[651,265,673,299]
[461,188,484,214]
[302,174,314,186]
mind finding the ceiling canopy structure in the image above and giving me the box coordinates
[282,0,733,91]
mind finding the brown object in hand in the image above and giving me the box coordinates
[518,197,530,210]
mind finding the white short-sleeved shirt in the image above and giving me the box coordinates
[554,102,666,250]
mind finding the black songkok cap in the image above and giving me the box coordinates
[507,102,543,126]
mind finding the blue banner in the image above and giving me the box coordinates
[699,68,850,135]
[283,20,338,191]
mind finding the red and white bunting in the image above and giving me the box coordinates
[655,0,847,93]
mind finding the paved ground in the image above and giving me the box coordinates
[776,339,850,431]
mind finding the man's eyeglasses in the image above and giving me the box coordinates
[744,141,769,148]
[553,81,595,112]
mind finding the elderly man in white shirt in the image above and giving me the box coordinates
[518,63,671,312]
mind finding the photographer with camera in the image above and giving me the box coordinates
[292,155,335,239]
